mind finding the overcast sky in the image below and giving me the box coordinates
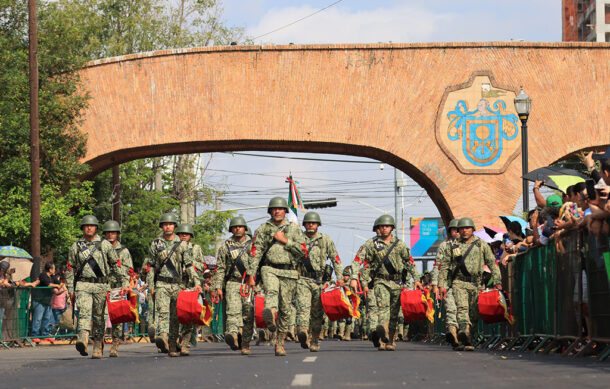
[198,1,561,271]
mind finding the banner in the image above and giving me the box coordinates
[410,217,445,257]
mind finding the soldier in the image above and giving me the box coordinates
[139,256,156,344]
[350,224,381,346]
[211,216,255,355]
[295,211,343,352]
[336,267,355,341]
[176,223,204,355]
[102,220,134,358]
[66,215,128,359]
[350,215,422,351]
[247,197,307,356]
[434,218,461,349]
[438,217,502,351]
[146,213,202,357]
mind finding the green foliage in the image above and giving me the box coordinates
[192,210,233,256]
[0,181,94,261]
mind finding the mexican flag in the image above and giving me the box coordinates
[286,175,305,216]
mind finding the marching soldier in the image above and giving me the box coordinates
[247,197,307,356]
[146,213,201,357]
[295,211,343,352]
[102,220,134,358]
[66,215,129,359]
[176,223,204,355]
[350,224,381,345]
[211,216,255,355]
[140,256,156,344]
[433,218,461,349]
[337,268,355,341]
[438,217,502,351]
[350,215,422,351]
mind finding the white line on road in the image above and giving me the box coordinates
[302,356,317,363]
[291,374,312,386]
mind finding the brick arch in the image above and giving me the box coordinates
[78,42,610,228]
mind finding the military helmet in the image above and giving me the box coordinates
[373,214,395,228]
[80,214,99,229]
[267,197,289,214]
[342,267,352,277]
[176,223,194,236]
[158,212,179,227]
[246,226,253,238]
[457,217,475,229]
[302,211,322,226]
[447,218,460,230]
[229,216,248,229]
[102,220,121,233]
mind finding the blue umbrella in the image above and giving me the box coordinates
[0,245,33,259]
[499,216,527,235]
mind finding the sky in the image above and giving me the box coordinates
[196,1,562,271]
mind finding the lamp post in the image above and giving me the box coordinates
[514,87,532,213]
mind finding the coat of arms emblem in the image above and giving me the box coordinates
[436,72,521,173]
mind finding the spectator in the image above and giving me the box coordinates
[50,275,69,335]
[30,262,59,343]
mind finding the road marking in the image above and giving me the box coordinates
[291,374,312,386]
[302,356,317,363]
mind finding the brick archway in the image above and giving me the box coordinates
[78,42,610,228]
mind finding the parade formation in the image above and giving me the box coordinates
[64,196,504,359]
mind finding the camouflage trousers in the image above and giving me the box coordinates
[75,281,109,339]
[373,280,402,334]
[295,278,324,333]
[337,317,354,336]
[155,281,182,340]
[444,288,457,329]
[225,280,255,341]
[288,302,296,328]
[261,266,297,332]
[364,288,378,335]
[452,280,480,329]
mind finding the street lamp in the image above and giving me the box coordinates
[514,87,532,213]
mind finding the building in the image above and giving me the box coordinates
[563,0,610,42]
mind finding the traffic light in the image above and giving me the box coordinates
[303,198,337,209]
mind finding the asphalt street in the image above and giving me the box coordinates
[1,340,609,389]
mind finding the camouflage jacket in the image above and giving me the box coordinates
[438,236,501,289]
[146,234,199,291]
[301,233,343,282]
[431,238,455,287]
[247,218,306,279]
[355,235,418,288]
[66,235,127,294]
[212,236,252,289]
[350,236,377,285]
[184,241,204,287]
[108,241,133,288]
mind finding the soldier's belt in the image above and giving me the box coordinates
[227,276,243,283]
[375,273,402,282]
[300,273,324,284]
[157,275,181,284]
[267,263,295,270]
[78,276,108,284]
[454,276,480,286]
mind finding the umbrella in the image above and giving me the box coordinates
[484,226,506,239]
[522,166,587,193]
[474,229,494,243]
[0,245,33,259]
[475,226,507,244]
[499,216,527,235]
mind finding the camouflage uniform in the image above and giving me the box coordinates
[146,234,199,354]
[354,235,418,350]
[180,241,205,348]
[438,236,501,342]
[66,235,127,356]
[248,217,306,352]
[295,232,343,349]
[435,239,457,331]
[350,238,379,339]
[140,257,156,341]
[212,236,254,351]
[108,241,134,340]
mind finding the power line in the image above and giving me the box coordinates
[226,152,379,164]
[252,0,346,41]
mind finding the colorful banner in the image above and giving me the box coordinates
[410,217,445,257]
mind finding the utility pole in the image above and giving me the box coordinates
[394,168,407,241]
[29,0,40,258]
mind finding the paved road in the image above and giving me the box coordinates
[2,340,609,389]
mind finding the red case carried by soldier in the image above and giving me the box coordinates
[177,290,213,326]
[401,289,434,323]
[478,289,514,324]
[320,285,360,321]
[107,289,139,325]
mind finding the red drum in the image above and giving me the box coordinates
[478,289,514,324]
[177,290,213,326]
[401,289,434,323]
[320,285,360,322]
[107,289,139,325]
